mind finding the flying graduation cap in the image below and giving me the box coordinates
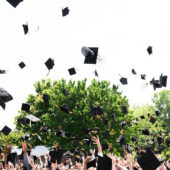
[132,69,137,75]
[6,0,24,8]
[45,58,55,76]
[159,73,168,87]
[62,7,70,17]
[120,77,128,85]
[82,47,99,64]
[68,68,76,75]
[22,24,29,34]
[147,46,152,55]
[18,61,26,69]
[0,70,7,74]
[1,125,12,136]
[0,88,13,110]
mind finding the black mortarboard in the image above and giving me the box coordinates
[155,111,160,117]
[140,115,145,119]
[132,69,137,75]
[149,117,156,124]
[137,148,161,170]
[120,77,128,85]
[159,74,168,87]
[0,70,6,74]
[0,88,13,110]
[102,131,110,139]
[6,0,23,8]
[157,137,163,145]
[132,136,137,142]
[18,62,26,69]
[121,121,127,128]
[60,104,70,114]
[112,84,117,89]
[45,58,54,70]
[62,89,69,96]
[97,154,112,170]
[150,78,162,91]
[68,68,76,75]
[94,70,98,77]
[1,125,11,136]
[17,118,26,126]
[87,159,96,169]
[83,138,91,145]
[43,94,49,106]
[142,129,149,135]
[21,103,30,112]
[82,47,98,64]
[22,24,29,34]
[62,7,69,17]
[141,74,146,80]
[7,152,17,165]
[22,134,30,141]
[147,46,152,55]
[166,138,170,145]
[121,105,128,114]
[102,143,109,151]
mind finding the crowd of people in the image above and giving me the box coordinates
[0,136,169,170]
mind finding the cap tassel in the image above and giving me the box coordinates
[46,70,50,76]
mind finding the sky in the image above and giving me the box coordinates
[0,0,169,130]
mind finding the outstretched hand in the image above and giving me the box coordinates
[22,141,27,154]
[91,135,100,146]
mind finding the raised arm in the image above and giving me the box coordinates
[91,135,102,156]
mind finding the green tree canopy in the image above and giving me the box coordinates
[14,78,136,156]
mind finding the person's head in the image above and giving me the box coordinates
[66,158,71,164]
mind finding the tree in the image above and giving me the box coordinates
[152,90,170,131]
[14,78,135,156]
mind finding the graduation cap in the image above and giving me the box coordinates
[0,70,7,74]
[141,74,146,80]
[87,159,96,169]
[166,138,170,145]
[159,74,168,87]
[1,125,11,136]
[147,46,152,55]
[97,154,112,170]
[149,117,156,124]
[83,138,91,145]
[62,89,69,96]
[137,148,161,170]
[18,61,26,69]
[157,137,163,145]
[121,121,127,128]
[45,58,55,70]
[62,7,69,17]
[140,115,145,119]
[0,88,13,110]
[17,118,28,126]
[112,84,117,90]
[155,111,160,117]
[150,78,162,90]
[142,129,150,135]
[42,94,49,106]
[132,69,137,75]
[82,47,98,64]
[7,152,17,165]
[102,131,110,139]
[120,77,128,85]
[6,0,23,8]
[65,132,71,138]
[94,69,98,77]
[132,119,138,124]
[132,136,137,142]
[25,114,40,122]
[22,134,30,141]
[60,104,71,114]
[103,118,109,126]
[73,140,79,147]
[102,143,109,151]
[21,103,30,112]
[121,105,128,114]
[22,24,29,34]
[68,68,76,75]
